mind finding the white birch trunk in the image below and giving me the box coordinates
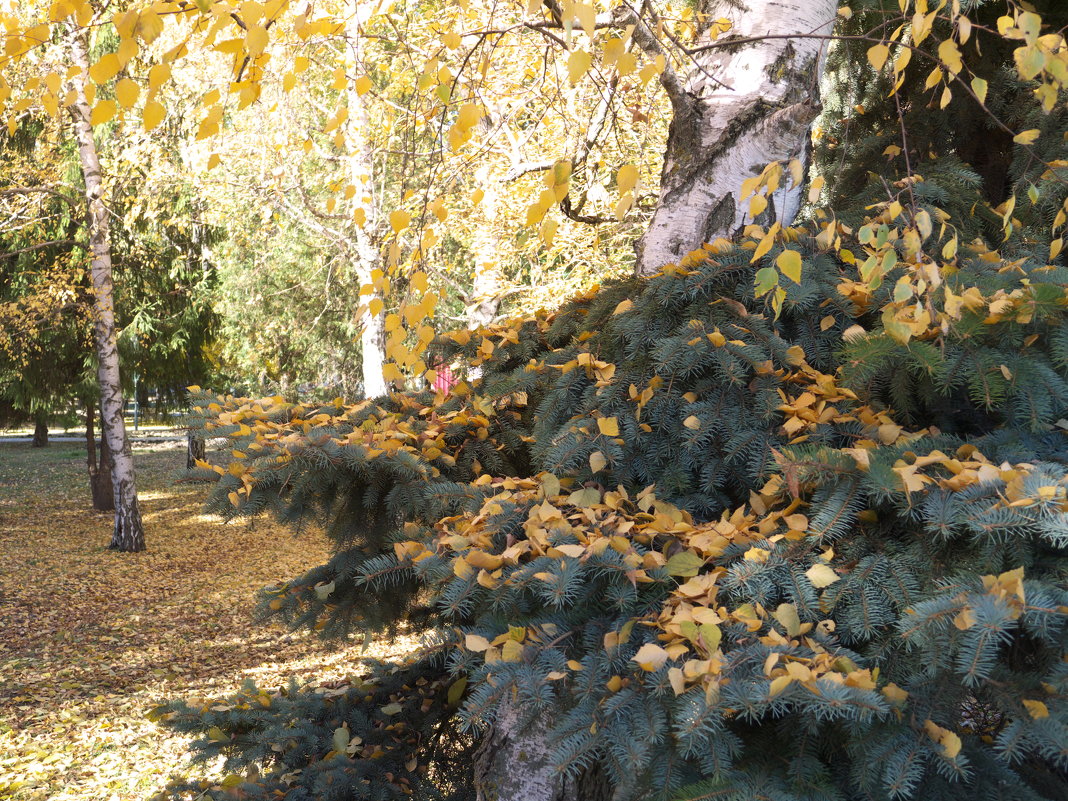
[635,0,839,275]
[69,30,145,552]
[467,176,504,330]
[346,4,388,398]
[473,695,610,801]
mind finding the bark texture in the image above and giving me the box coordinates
[473,696,611,801]
[346,4,388,398]
[635,0,839,275]
[31,413,48,448]
[466,175,504,329]
[85,401,114,512]
[186,430,206,470]
[70,31,144,551]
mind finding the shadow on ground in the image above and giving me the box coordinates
[0,443,407,801]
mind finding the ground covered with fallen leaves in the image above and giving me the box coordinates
[0,441,404,800]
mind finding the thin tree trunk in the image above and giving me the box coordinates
[186,429,206,470]
[466,176,504,330]
[31,412,48,447]
[69,30,144,551]
[346,4,388,398]
[635,0,839,275]
[85,400,113,512]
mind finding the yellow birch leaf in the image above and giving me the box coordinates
[148,62,171,90]
[807,175,825,204]
[597,417,620,437]
[632,643,669,672]
[769,675,793,696]
[867,43,890,71]
[90,99,116,126]
[937,39,963,74]
[773,603,802,637]
[668,667,686,695]
[245,24,268,56]
[567,49,593,84]
[574,3,596,38]
[617,164,638,194]
[355,75,373,95]
[88,53,120,84]
[882,683,909,704]
[589,451,607,473]
[390,210,411,233]
[115,78,139,109]
[457,102,482,130]
[683,415,700,430]
[777,249,803,284]
[541,218,558,246]
[1013,129,1040,145]
[465,634,491,652]
[805,563,840,588]
[970,76,988,105]
[751,232,775,263]
[1022,699,1049,719]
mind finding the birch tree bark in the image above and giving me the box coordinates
[346,3,388,398]
[69,29,145,552]
[466,171,505,330]
[473,695,610,801]
[634,0,839,275]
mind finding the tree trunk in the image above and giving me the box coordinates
[69,30,144,551]
[467,174,505,330]
[473,696,611,801]
[345,4,388,398]
[85,400,113,512]
[31,412,48,447]
[186,429,206,470]
[635,0,839,275]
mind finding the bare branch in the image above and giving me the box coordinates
[503,160,555,182]
[0,186,82,209]
[0,239,79,260]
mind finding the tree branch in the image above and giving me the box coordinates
[0,186,82,209]
[0,239,79,259]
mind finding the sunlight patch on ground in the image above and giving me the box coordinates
[0,443,412,800]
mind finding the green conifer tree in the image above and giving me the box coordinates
[156,3,1068,800]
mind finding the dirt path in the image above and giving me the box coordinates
[0,443,403,800]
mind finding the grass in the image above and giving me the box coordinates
[0,441,408,800]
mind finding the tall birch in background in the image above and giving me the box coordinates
[345,1,387,398]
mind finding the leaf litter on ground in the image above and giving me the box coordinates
[0,441,414,800]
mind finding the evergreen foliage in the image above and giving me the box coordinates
[156,3,1068,799]
[161,172,1067,798]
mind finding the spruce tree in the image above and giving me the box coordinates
[155,4,1068,800]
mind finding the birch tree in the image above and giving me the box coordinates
[634,0,839,274]
[344,2,387,397]
[68,26,145,552]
